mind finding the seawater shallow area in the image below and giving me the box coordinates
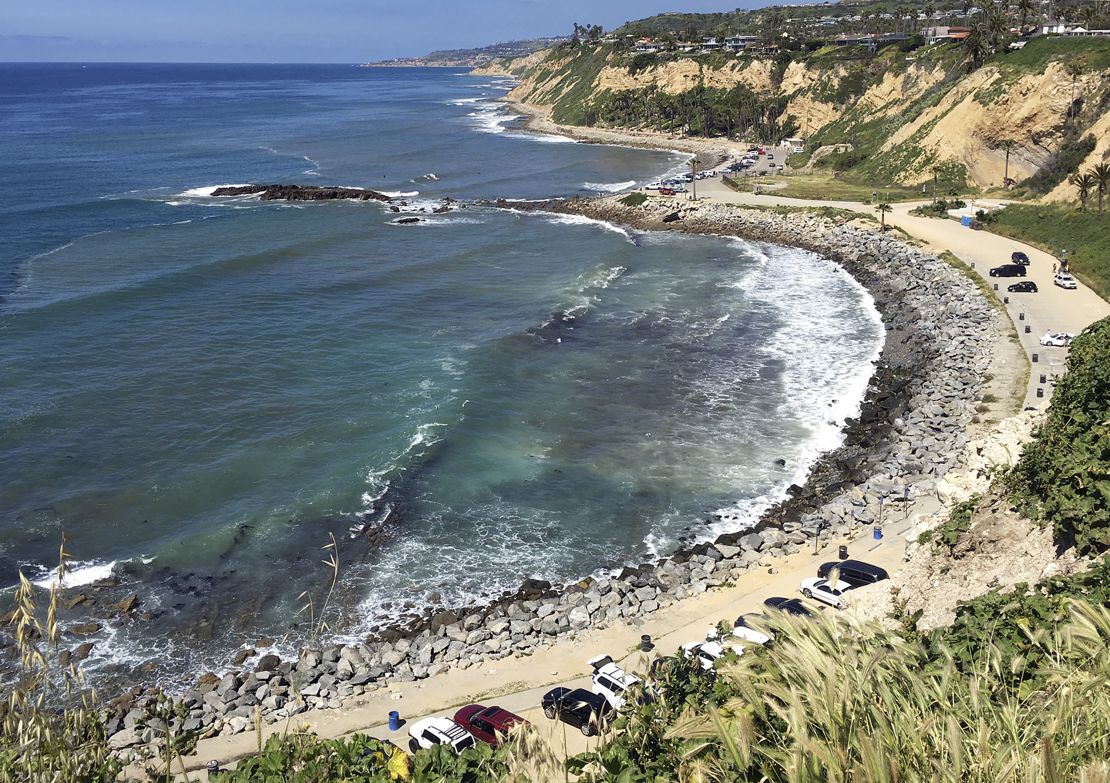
[0,64,883,682]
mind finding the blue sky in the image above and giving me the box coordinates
[1,1,766,62]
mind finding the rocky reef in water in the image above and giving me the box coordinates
[211,184,392,202]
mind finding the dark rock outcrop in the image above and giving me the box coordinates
[210,184,391,202]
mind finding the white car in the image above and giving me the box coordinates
[729,614,774,646]
[1054,273,1078,289]
[798,577,853,609]
[407,717,477,754]
[587,654,641,711]
[681,640,743,671]
[1039,331,1075,347]
[645,182,662,191]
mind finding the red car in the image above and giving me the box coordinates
[453,704,527,746]
[658,187,676,196]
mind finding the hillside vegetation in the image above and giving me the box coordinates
[1011,315,1110,553]
[982,203,1110,297]
[484,33,1110,193]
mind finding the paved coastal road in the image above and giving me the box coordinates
[695,178,1110,407]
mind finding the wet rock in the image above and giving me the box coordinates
[211,184,391,202]
[66,622,102,636]
[255,654,281,672]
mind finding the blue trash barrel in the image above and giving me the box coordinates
[389,711,401,731]
[873,526,883,541]
[960,215,972,227]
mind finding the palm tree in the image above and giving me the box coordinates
[963,27,992,71]
[689,157,699,200]
[1017,0,1037,31]
[1070,172,1096,211]
[1091,163,1110,213]
[876,202,893,229]
[1065,60,1083,106]
[998,139,1016,186]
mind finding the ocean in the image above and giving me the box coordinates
[0,63,883,682]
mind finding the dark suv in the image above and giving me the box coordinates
[542,688,612,736]
[1011,251,1030,265]
[763,597,815,617]
[453,704,527,746]
[817,559,889,588]
[989,264,1026,277]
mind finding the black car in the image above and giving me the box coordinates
[1011,251,1030,265]
[817,559,889,588]
[989,264,1026,277]
[1008,281,1038,293]
[541,687,612,736]
[763,597,815,617]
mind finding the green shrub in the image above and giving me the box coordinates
[1011,316,1110,553]
[619,191,648,207]
[934,494,981,553]
[933,556,1110,697]
[1022,134,1096,194]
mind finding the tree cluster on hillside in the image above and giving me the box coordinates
[587,84,798,142]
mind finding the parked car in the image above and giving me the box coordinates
[644,182,662,190]
[731,614,774,645]
[658,187,676,196]
[989,264,1026,277]
[1008,281,1038,293]
[817,559,889,588]
[681,640,742,671]
[541,687,612,736]
[1054,272,1078,289]
[799,577,853,608]
[1039,331,1074,347]
[453,704,527,746]
[1011,251,1030,265]
[588,655,641,711]
[763,597,815,617]
[706,614,774,647]
[407,717,477,754]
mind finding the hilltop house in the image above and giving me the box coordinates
[1041,23,1110,37]
[780,136,806,153]
[923,26,972,43]
[724,35,761,52]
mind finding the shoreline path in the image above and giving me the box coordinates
[164,174,1109,782]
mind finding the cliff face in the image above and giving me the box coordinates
[490,38,1110,191]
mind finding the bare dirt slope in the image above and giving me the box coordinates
[849,409,1089,631]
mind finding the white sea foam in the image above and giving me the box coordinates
[177,184,254,198]
[30,559,118,589]
[700,242,885,541]
[465,102,518,134]
[582,180,638,193]
[504,131,577,144]
[390,217,485,227]
[539,212,635,242]
[380,190,420,198]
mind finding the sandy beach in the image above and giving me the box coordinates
[505,99,743,167]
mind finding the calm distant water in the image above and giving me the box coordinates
[0,64,883,680]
